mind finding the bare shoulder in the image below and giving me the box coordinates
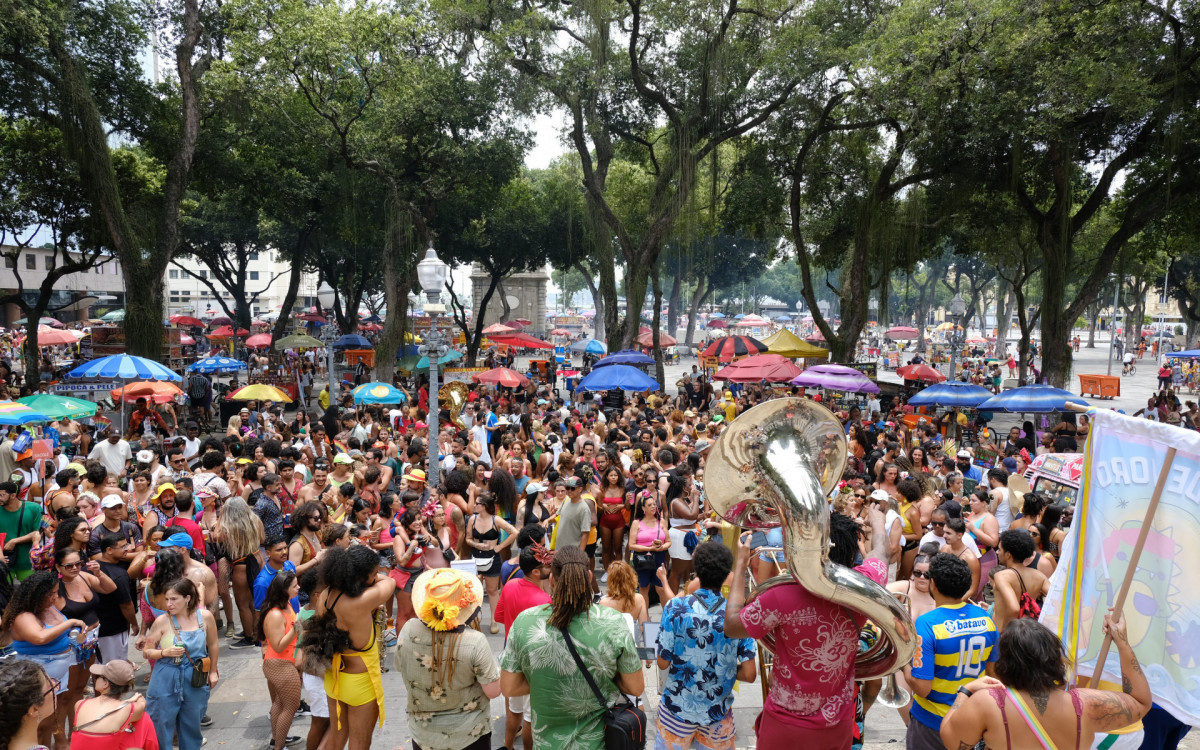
[1078,688,1146,731]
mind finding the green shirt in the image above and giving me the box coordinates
[393,619,499,750]
[0,500,42,572]
[500,604,641,750]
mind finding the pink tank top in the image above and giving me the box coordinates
[636,519,664,547]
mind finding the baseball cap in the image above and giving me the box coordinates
[525,482,546,494]
[1002,457,1019,473]
[136,449,154,464]
[333,453,353,465]
[157,532,193,550]
[563,476,581,489]
[684,410,695,417]
[956,449,972,459]
[89,659,135,687]
[100,495,125,509]
[869,489,890,503]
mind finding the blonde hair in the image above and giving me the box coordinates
[218,497,263,560]
[606,561,638,610]
[227,415,242,431]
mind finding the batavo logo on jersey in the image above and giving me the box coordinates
[940,617,991,637]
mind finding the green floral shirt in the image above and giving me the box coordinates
[393,620,500,750]
[500,604,641,750]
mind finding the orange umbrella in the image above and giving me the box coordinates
[111,381,184,404]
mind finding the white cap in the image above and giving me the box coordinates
[525,482,546,494]
[869,489,890,503]
[136,450,153,464]
[956,449,972,459]
[100,495,125,509]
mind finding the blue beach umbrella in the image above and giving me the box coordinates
[332,334,372,349]
[907,381,995,409]
[576,365,659,392]
[594,350,654,368]
[187,356,247,374]
[66,354,182,382]
[975,384,1089,413]
[352,382,407,405]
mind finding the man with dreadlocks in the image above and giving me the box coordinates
[500,545,643,750]
[725,507,889,750]
[494,538,553,750]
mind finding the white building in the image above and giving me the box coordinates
[167,251,320,318]
[0,245,126,325]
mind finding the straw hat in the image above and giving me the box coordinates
[411,568,483,632]
[1008,474,1031,517]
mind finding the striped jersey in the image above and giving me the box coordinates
[910,602,998,730]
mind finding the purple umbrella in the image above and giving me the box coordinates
[791,363,880,394]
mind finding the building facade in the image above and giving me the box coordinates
[468,265,550,334]
[167,251,320,318]
[0,246,126,326]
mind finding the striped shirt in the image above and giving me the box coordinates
[910,602,998,730]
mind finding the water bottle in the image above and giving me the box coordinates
[69,627,83,645]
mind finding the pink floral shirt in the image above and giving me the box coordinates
[741,557,888,728]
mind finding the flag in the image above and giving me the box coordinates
[1041,408,1200,725]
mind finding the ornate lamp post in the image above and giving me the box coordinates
[316,282,339,407]
[416,243,450,491]
[948,293,967,380]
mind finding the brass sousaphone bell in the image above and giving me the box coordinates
[703,397,917,679]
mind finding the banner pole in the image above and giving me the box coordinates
[1080,444,1177,688]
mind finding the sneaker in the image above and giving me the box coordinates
[285,736,302,746]
[382,628,398,647]
[294,701,311,718]
[201,715,213,727]
[225,622,235,638]
[489,621,499,635]
[228,637,258,649]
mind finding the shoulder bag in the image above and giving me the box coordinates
[558,625,646,750]
[169,616,213,688]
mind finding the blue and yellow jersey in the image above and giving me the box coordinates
[910,602,998,730]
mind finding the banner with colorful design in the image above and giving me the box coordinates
[1041,409,1200,725]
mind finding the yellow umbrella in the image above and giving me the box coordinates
[935,322,963,332]
[761,328,829,359]
[229,384,293,403]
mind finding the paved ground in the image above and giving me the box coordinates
[156,333,1186,749]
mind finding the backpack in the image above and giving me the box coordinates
[187,374,209,401]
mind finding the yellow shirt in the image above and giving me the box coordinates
[318,389,330,410]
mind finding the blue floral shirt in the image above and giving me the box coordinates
[656,587,756,724]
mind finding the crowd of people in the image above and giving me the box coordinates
[0,358,1182,750]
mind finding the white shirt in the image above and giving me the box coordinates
[919,531,981,558]
[993,488,1015,532]
[181,436,202,460]
[470,424,491,466]
[89,439,132,477]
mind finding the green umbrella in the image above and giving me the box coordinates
[17,394,98,420]
[275,334,325,350]
[416,349,463,370]
[397,351,462,372]
[100,309,126,322]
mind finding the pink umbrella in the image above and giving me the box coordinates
[180,334,196,346]
[714,354,803,383]
[245,333,273,349]
[707,318,729,329]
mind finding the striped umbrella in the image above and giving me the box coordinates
[0,400,49,425]
[701,335,768,362]
[67,355,182,382]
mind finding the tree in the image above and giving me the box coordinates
[0,119,113,381]
[477,0,801,351]
[1,0,219,357]
[882,0,1200,385]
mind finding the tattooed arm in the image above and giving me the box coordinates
[1081,611,1152,732]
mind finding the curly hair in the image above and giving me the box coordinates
[929,552,973,600]
[1,571,59,635]
[54,515,88,555]
[993,618,1069,692]
[692,541,734,591]
[320,524,348,547]
[442,469,470,497]
[999,528,1035,562]
[829,512,862,568]
[0,659,49,750]
[320,545,379,598]
[605,561,638,609]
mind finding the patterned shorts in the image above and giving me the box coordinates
[655,709,736,750]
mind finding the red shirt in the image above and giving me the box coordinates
[741,557,887,729]
[165,517,206,559]
[493,577,550,640]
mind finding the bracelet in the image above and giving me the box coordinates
[957,686,973,699]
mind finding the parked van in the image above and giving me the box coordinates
[1023,452,1083,505]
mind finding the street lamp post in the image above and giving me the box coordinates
[316,282,339,408]
[948,294,967,381]
[416,243,450,492]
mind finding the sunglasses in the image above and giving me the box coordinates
[60,561,83,570]
[930,521,945,528]
[911,570,930,579]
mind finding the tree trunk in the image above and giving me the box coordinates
[375,204,416,384]
[575,260,606,342]
[995,281,1012,353]
[1086,299,1100,349]
[619,263,650,351]
[651,267,665,388]
[272,258,305,343]
[666,271,681,338]
[23,319,41,389]
[123,262,167,360]
[1037,232,1073,387]
[684,277,710,348]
